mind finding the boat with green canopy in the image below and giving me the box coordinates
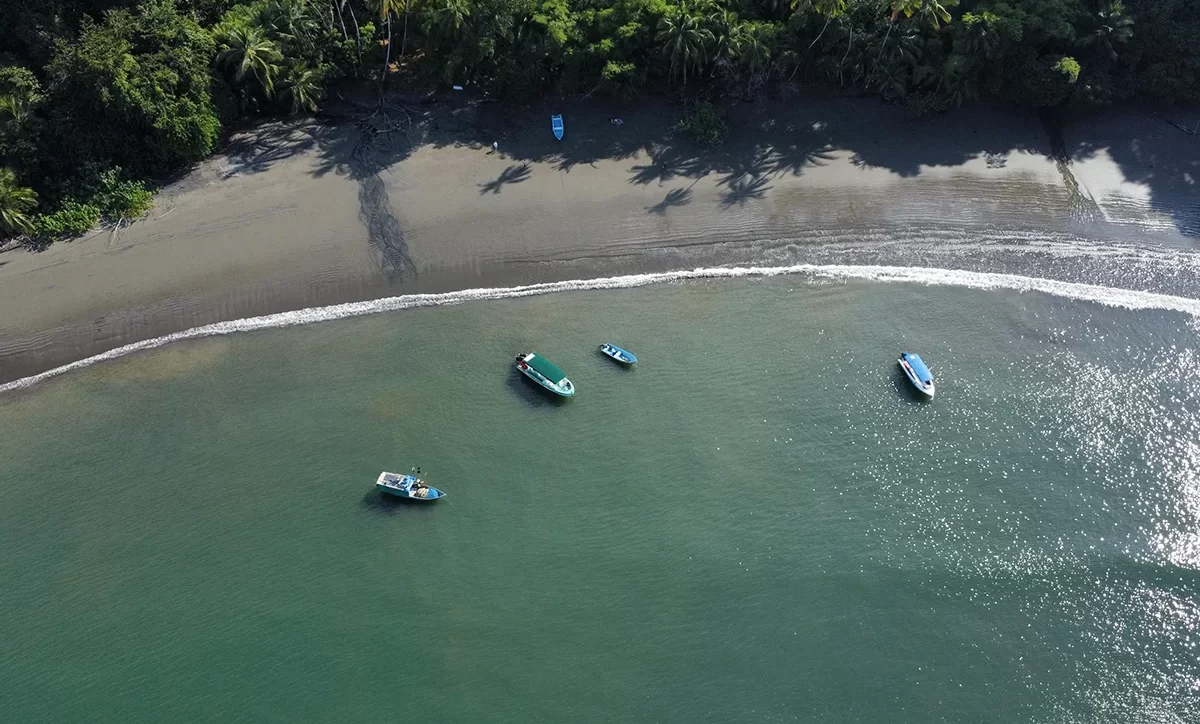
[515,352,575,397]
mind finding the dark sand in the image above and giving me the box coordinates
[1,94,1196,384]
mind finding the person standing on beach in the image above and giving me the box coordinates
[492,141,499,154]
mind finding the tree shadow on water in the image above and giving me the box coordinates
[360,489,444,517]
[505,367,570,408]
[479,163,532,195]
[891,370,935,405]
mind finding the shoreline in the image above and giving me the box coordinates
[1,94,1196,385]
[5,261,1200,394]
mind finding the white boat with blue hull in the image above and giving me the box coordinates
[898,352,935,398]
[376,471,445,501]
[599,343,637,365]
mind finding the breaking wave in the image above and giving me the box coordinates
[3,263,1199,393]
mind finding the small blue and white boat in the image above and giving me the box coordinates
[376,471,445,501]
[599,343,637,365]
[551,114,564,141]
[898,352,935,398]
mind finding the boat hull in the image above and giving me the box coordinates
[376,472,445,501]
[378,485,444,501]
[518,365,575,396]
[599,344,637,365]
[515,353,575,397]
[898,359,935,398]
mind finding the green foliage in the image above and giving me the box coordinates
[656,2,715,86]
[278,64,327,113]
[1000,51,1082,108]
[44,0,221,178]
[214,0,367,115]
[890,0,959,30]
[0,167,38,238]
[34,201,102,241]
[1076,1,1134,63]
[22,166,154,241]
[89,168,156,220]
[0,66,45,168]
[2,0,1199,247]
[1053,56,1081,84]
[215,22,285,98]
[675,100,727,145]
[1125,0,1200,104]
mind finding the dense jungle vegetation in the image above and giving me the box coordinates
[1,0,1197,243]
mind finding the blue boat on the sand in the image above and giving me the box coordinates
[376,471,445,501]
[898,352,935,398]
[599,343,637,365]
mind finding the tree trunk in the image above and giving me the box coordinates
[380,13,392,98]
[839,28,853,86]
[346,3,362,72]
[875,20,894,67]
[807,15,834,54]
[333,0,347,39]
[400,11,409,63]
[789,14,836,83]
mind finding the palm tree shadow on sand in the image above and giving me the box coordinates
[646,187,693,214]
[719,174,772,207]
[479,163,532,195]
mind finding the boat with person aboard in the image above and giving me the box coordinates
[515,352,575,397]
[898,352,935,398]
[376,470,445,501]
[599,343,637,365]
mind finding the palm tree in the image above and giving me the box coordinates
[878,0,955,67]
[0,168,37,238]
[707,8,739,62]
[0,93,32,128]
[784,0,847,81]
[258,0,318,52]
[215,23,283,98]
[1076,1,1134,62]
[759,0,791,21]
[791,0,847,52]
[279,65,326,113]
[425,0,472,45]
[812,0,847,50]
[890,0,958,30]
[370,0,418,91]
[958,12,1003,62]
[732,23,770,76]
[656,4,716,87]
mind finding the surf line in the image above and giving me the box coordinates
[3,263,1198,393]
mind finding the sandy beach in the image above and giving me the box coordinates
[1,93,1196,384]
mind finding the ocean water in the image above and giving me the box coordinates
[1,277,1198,723]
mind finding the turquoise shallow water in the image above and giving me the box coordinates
[1,278,1198,723]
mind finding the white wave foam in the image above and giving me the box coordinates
[3,263,1198,393]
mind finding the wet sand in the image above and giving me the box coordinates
[0,94,1195,384]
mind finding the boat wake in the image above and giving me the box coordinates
[3,263,1199,393]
